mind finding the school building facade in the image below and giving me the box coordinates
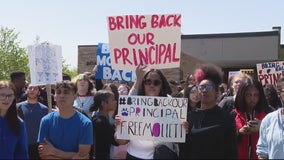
[78,26,283,83]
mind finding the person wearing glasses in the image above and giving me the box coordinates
[181,64,238,159]
[114,64,186,159]
[0,80,28,159]
[37,81,93,159]
[256,76,284,159]
[178,84,201,158]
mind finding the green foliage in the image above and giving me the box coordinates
[0,26,78,81]
[0,27,29,80]
[62,59,78,79]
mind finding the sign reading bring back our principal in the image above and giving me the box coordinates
[116,95,188,142]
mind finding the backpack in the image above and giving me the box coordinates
[154,143,179,159]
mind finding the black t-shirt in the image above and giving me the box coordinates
[91,114,118,159]
[179,106,238,159]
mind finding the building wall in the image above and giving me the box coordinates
[77,45,207,82]
[77,28,281,83]
[77,45,97,74]
[181,31,279,69]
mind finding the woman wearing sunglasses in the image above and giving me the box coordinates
[114,64,186,159]
[180,64,238,159]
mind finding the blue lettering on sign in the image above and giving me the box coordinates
[96,43,136,82]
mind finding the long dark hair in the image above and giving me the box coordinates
[263,84,281,109]
[102,83,119,117]
[235,79,269,113]
[89,89,113,112]
[0,81,21,136]
[183,84,201,111]
[137,69,172,97]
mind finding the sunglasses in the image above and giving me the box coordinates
[144,79,162,86]
[197,85,214,91]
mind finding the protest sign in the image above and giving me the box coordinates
[116,95,188,142]
[27,43,62,85]
[108,14,181,71]
[256,61,284,86]
[96,43,136,82]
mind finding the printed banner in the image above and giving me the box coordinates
[108,14,181,71]
[96,43,136,82]
[256,61,284,86]
[116,95,188,142]
[27,43,62,85]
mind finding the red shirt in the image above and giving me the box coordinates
[233,109,266,159]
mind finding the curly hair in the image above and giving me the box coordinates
[194,63,223,88]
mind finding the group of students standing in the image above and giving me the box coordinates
[1,62,284,159]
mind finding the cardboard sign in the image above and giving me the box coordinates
[27,43,62,85]
[96,43,136,82]
[108,14,181,71]
[256,61,284,86]
[116,95,188,142]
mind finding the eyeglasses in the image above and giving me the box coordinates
[144,79,162,86]
[197,85,214,91]
[0,93,15,100]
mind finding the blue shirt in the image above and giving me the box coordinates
[0,117,28,159]
[73,96,94,118]
[18,101,48,144]
[37,110,93,152]
[257,108,284,159]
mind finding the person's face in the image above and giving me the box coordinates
[245,86,259,110]
[118,85,129,95]
[106,93,117,111]
[188,75,196,85]
[15,75,26,89]
[54,88,76,108]
[27,85,40,99]
[0,87,15,111]
[232,76,246,95]
[144,72,162,96]
[198,80,218,104]
[189,86,200,104]
[77,79,89,92]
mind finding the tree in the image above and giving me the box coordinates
[62,59,78,79]
[0,27,29,80]
[0,27,78,81]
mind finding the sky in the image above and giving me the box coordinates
[1,0,283,69]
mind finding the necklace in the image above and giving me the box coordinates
[27,105,34,112]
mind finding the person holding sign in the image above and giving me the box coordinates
[115,64,187,159]
[181,64,238,159]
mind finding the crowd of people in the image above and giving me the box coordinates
[1,63,284,159]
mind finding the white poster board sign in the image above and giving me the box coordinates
[256,61,284,86]
[108,14,181,71]
[116,95,188,142]
[27,43,62,85]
